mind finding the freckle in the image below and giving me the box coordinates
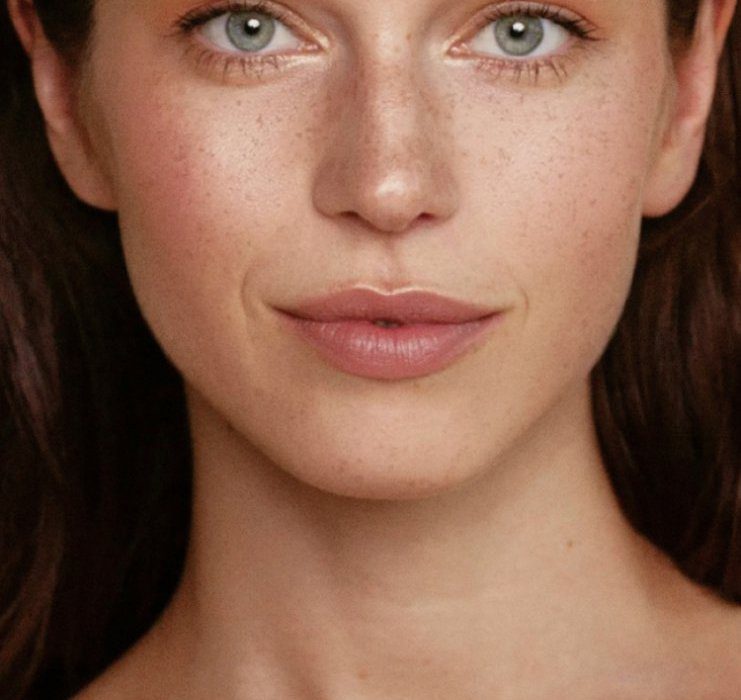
[496,147,512,164]
[566,540,574,549]
[357,669,369,681]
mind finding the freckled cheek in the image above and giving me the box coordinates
[107,96,314,317]
[518,146,644,370]
[548,138,645,304]
[523,163,641,358]
[457,98,651,372]
[472,104,647,274]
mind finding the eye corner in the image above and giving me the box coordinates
[445,40,473,60]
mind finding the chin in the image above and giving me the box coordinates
[304,466,462,502]
[264,429,489,502]
[288,463,475,502]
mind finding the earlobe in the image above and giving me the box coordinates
[8,0,117,212]
[642,0,736,218]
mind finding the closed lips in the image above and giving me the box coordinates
[280,288,499,325]
[275,289,503,380]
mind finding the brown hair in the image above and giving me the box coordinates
[0,1,738,697]
[593,2,740,595]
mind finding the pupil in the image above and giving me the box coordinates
[510,21,527,38]
[245,18,262,35]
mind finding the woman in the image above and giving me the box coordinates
[1,0,739,697]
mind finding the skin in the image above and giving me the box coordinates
[9,0,741,697]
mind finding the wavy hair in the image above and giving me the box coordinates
[0,0,738,697]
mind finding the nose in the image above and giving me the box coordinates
[311,51,459,235]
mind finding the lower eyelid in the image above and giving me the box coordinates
[182,41,320,84]
[477,56,570,83]
[450,39,594,87]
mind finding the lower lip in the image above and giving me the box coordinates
[277,312,501,380]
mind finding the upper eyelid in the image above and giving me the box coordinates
[171,1,598,43]
[445,2,599,49]
[171,1,331,50]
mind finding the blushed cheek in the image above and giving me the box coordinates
[102,114,250,367]
[100,81,316,356]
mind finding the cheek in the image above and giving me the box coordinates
[399,79,667,469]
[104,76,327,376]
[503,118,644,367]
[450,69,663,385]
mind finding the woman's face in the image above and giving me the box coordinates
[78,0,677,498]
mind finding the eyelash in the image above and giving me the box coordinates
[175,0,302,79]
[472,2,599,83]
[174,1,599,84]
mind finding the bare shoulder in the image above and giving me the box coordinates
[72,645,160,700]
[653,574,741,699]
[72,614,190,700]
[565,585,741,700]
[73,658,141,700]
[687,594,741,696]
[590,540,741,700]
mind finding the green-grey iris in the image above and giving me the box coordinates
[494,16,545,57]
[226,11,277,52]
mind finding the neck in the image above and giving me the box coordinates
[159,380,665,699]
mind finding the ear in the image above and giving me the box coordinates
[7,0,117,211]
[642,0,737,218]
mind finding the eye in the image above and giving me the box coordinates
[470,14,569,60]
[199,9,302,54]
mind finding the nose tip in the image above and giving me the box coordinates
[311,63,459,235]
[321,166,455,234]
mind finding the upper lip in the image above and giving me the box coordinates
[279,288,499,324]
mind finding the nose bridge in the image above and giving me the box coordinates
[353,45,432,158]
[312,36,458,234]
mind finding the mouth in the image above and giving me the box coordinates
[275,288,503,380]
[280,287,499,325]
